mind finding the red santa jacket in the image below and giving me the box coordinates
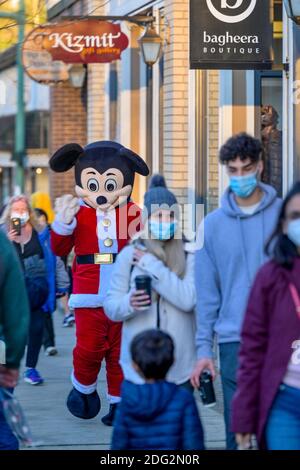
[51,200,141,308]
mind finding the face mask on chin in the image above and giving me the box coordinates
[149,221,178,241]
[287,219,300,248]
[229,171,258,199]
[11,212,30,226]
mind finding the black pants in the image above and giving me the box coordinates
[26,309,45,368]
[43,313,55,349]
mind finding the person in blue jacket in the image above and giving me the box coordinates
[111,329,204,451]
[190,133,282,450]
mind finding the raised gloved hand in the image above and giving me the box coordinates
[54,194,80,225]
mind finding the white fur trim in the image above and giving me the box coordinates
[107,394,121,404]
[52,217,77,236]
[71,371,97,394]
[69,293,105,309]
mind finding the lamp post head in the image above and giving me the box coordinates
[139,23,163,66]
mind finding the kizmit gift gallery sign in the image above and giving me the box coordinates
[190,0,273,70]
[22,20,129,84]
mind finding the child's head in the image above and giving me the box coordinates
[130,329,174,381]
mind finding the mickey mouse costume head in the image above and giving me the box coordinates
[50,141,149,423]
[50,140,149,211]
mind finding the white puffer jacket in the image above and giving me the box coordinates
[104,243,197,385]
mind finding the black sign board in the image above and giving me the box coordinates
[190,0,273,70]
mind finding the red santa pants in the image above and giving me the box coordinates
[73,307,123,398]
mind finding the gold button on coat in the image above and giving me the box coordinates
[102,218,111,227]
[104,238,113,247]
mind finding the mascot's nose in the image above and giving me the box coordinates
[96,196,108,206]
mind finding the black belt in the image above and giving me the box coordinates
[77,253,117,265]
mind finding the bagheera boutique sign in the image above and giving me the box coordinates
[23,20,129,83]
[190,0,273,70]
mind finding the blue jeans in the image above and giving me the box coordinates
[266,384,300,450]
[0,388,19,450]
[219,342,240,450]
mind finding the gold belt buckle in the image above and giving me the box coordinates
[94,253,113,265]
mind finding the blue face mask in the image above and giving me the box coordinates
[229,171,258,199]
[287,219,300,247]
[149,221,178,240]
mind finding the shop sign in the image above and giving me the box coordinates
[190,0,273,70]
[23,20,129,84]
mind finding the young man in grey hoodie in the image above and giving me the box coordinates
[190,133,282,450]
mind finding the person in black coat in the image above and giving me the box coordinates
[111,330,204,451]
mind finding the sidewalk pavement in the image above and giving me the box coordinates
[17,308,226,450]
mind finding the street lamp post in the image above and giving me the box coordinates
[0,0,26,193]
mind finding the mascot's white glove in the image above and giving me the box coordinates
[54,194,80,225]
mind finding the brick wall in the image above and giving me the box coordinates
[163,0,190,205]
[49,83,87,201]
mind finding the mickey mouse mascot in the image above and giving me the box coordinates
[49,141,149,425]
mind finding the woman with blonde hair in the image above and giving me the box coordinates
[1,195,49,385]
[104,175,197,417]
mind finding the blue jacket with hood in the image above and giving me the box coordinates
[195,182,282,359]
[111,380,204,450]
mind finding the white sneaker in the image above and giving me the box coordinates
[63,313,75,327]
[45,346,58,356]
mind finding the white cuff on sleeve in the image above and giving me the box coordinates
[52,217,77,236]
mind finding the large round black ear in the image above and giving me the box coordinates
[119,148,149,176]
[49,143,84,172]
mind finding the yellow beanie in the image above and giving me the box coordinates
[31,192,55,224]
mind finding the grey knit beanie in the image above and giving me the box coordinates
[143,174,178,220]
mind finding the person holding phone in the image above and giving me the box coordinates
[104,175,197,403]
[0,196,48,386]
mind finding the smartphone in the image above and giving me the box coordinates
[11,217,21,236]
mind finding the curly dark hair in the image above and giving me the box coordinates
[219,132,262,165]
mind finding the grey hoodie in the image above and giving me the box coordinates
[195,182,282,359]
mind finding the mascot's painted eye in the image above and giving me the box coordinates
[105,179,117,192]
[87,178,100,192]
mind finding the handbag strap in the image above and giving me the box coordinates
[289,283,300,320]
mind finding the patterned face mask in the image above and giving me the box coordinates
[0,388,34,447]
